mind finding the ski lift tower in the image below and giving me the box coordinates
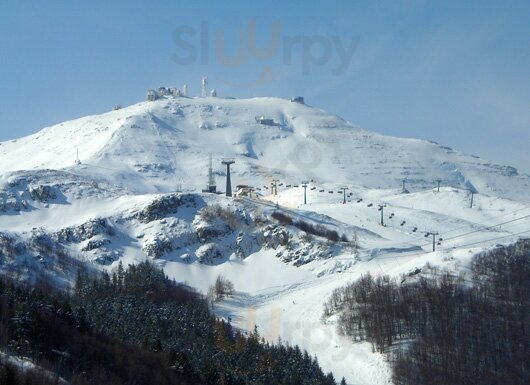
[436,179,442,192]
[301,182,308,205]
[401,179,409,193]
[272,179,280,195]
[378,204,387,226]
[425,232,440,251]
[222,158,235,197]
[339,187,349,204]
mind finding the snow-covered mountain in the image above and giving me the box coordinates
[0,96,528,200]
[1,94,529,384]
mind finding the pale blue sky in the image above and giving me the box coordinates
[1,0,529,172]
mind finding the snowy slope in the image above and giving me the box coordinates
[0,94,529,384]
[0,95,528,201]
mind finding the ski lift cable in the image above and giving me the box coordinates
[349,212,530,262]
[442,206,530,236]
[409,213,530,251]
[344,229,530,263]
[442,214,530,242]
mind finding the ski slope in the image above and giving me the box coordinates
[208,185,529,384]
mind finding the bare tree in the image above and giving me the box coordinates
[208,275,235,302]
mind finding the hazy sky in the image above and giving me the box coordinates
[1,0,529,173]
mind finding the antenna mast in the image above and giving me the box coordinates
[201,76,208,97]
[202,154,217,193]
[208,154,216,190]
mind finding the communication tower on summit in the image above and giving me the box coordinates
[201,76,208,97]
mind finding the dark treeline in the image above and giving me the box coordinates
[0,360,58,385]
[1,271,189,385]
[324,239,529,385]
[272,211,348,242]
[0,261,336,385]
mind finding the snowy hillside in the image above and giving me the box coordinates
[0,93,529,384]
[0,95,528,200]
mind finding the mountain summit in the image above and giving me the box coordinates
[0,95,528,201]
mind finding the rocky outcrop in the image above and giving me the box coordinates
[93,251,121,265]
[82,238,111,251]
[143,236,173,258]
[0,191,29,212]
[196,243,222,264]
[136,194,181,223]
[135,193,199,223]
[277,242,332,267]
[261,224,289,249]
[235,232,259,258]
[53,218,113,243]
[29,185,57,202]
[194,218,232,239]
